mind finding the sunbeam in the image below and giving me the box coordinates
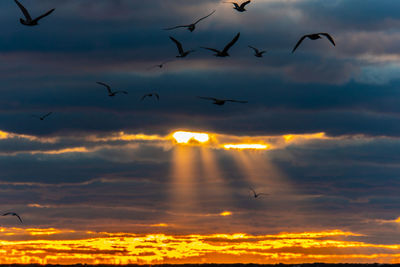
[169,145,200,213]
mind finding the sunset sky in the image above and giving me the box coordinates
[1,0,400,264]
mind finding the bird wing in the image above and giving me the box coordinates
[222,32,240,53]
[155,93,160,100]
[164,25,189,31]
[169,36,184,54]
[198,96,217,101]
[15,214,23,223]
[201,47,220,53]
[226,99,248,103]
[248,45,259,53]
[292,35,307,53]
[161,59,173,65]
[319,33,336,46]
[14,0,32,20]
[249,187,256,195]
[240,0,251,8]
[43,112,52,118]
[33,8,55,23]
[116,91,128,94]
[140,94,148,101]
[194,10,216,24]
[2,212,12,216]
[96,82,112,94]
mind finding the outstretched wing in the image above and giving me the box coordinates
[155,93,160,100]
[164,25,189,31]
[14,0,32,20]
[248,45,259,54]
[15,214,23,223]
[222,32,240,53]
[194,10,216,25]
[249,187,256,196]
[197,96,217,101]
[201,47,220,53]
[240,0,251,8]
[141,94,149,101]
[2,212,12,216]
[115,91,128,95]
[33,8,55,23]
[319,33,336,46]
[226,99,248,103]
[43,112,52,118]
[292,35,307,53]
[96,82,112,94]
[169,36,184,54]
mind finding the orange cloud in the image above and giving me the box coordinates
[0,228,399,264]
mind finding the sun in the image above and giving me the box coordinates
[172,131,210,144]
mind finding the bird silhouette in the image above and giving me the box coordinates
[14,0,55,26]
[169,37,195,58]
[32,112,52,121]
[197,96,247,105]
[141,93,159,101]
[292,33,335,53]
[2,212,23,223]
[164,10,216,32]
[201,32,240,57]
[147,60,173,70]
[249,188,268,198]
[225,1,251,12]
[96,82,128,96]
[248,45,266,57]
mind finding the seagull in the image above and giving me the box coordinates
[292,33,335,53]
[248,45,266,57]
[147,60,173,70]
[2,212,23,223]
[96,82,128,97]
[32,112,52,121]
[141,93,159,101]
[197,96,247,105]
[164,10,216,32]
[249,188,268,199]
[169,37,195,58]
[14,0,55,26]
[201,32,240,57]
[225,1,251,12]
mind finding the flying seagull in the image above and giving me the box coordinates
[14,0,55,26]
[197,96,247,105]
[141,93,159,101]
[201,32,240,57]
[96,82,128,97]
[249,188,268,199]
[2,212,23,223]
[147,60,173,70]
[164,10,216,32]
[225,1,251,12]
[292,33,335,53]
[248,45,266,57]
[169,37,195,58]
[32,112,52,121]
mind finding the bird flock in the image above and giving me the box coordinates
[4,0,336,225]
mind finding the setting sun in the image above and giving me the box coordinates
[172,131,210,144]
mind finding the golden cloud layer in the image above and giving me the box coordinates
[0,228,399,264]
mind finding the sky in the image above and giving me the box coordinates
[1,0,400,264]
